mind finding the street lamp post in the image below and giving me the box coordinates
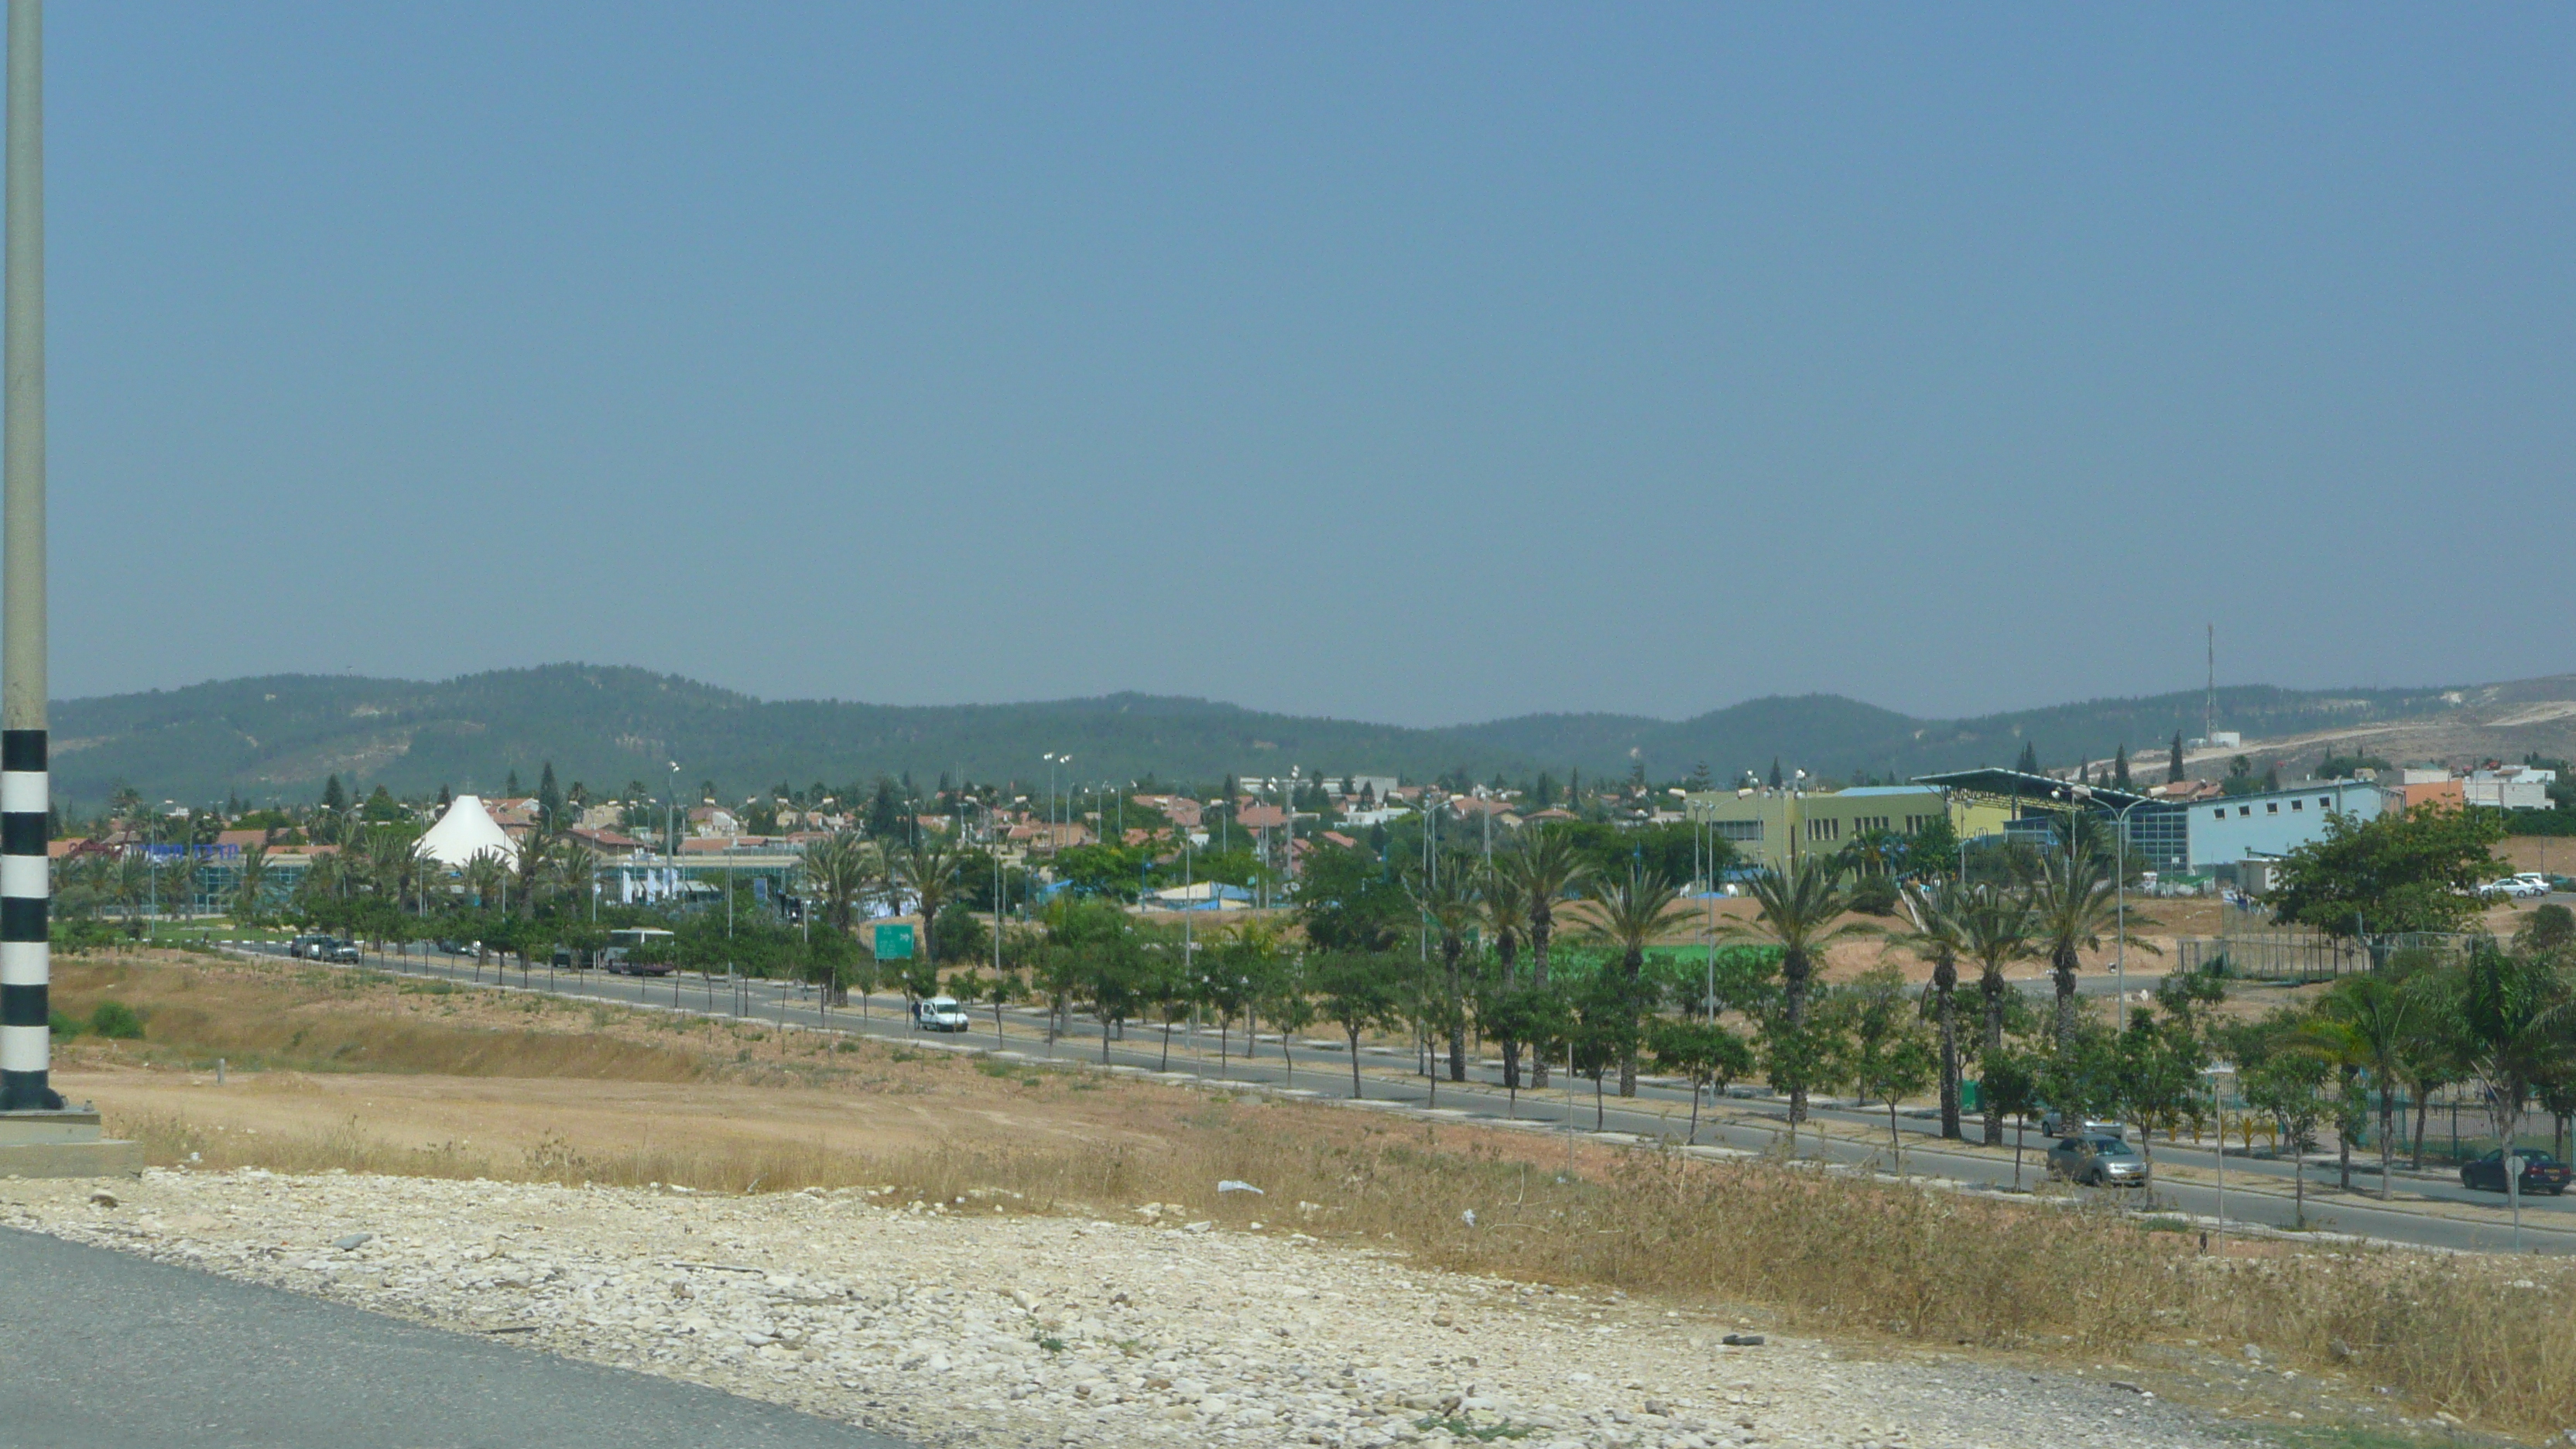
[2071,783,2158,1031]
[0,0,54,1115]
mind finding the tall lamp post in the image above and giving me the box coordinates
[0,0,54,1115]
[2071,783,2159,1030]
[2201,1060,2235,1238]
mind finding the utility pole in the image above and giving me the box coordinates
[2204,622,2215,747]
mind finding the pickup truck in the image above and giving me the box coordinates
[911,995,972,1033]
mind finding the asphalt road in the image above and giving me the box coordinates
[0,1226,912,1449]
[245,940,2576,1255]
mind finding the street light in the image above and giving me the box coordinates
[2071,782,2160,1031]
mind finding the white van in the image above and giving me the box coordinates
[911,995,972,1033]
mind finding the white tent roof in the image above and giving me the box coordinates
[415,794,520,868]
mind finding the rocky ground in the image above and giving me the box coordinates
[0,1168,2255,1449]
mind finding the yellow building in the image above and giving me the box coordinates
[1681,785,2007,873]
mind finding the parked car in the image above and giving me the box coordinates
[325,937,361,964]
[2481,877,2549,900]
[2461,1147,2573,1196]
[911,995,972,1033]
[2039,1112,2126,1140]
[286,934,324,960]
[2047,1133,2150,1187]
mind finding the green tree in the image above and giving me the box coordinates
[2268,803,2509,939]
[1979,1048,2042,1189]
[895,837,965,964]
[1820,966,1938,1170]
[1311,951,1403,1100]
[2167,732,2184,785]
[2242,1047,2334,1227]
[1296,842,1410,954]
[1648,1016,1754,1144]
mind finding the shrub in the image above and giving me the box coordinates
[1846,874,1901,916]
[47,1007,80,1040]
[89,1000,144,1040]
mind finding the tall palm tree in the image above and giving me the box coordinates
[1580,870,1691,1095]
[2027,854,2156,1049]
[1951,883,2036,1146]
[1495,830,1590,1087]
[896,836,964,963]
[512,827,557,915]
[1408,867,1483,1083]
[2309,972,2430,1201]
[1898,880,1971,1139]
[1732,856,1871,1125]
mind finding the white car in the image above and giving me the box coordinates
[911,995,973,1033]
[2482,878,2549,900]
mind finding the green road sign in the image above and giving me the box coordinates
[873,923,916,960]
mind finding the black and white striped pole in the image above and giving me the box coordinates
[0,0,54,1115]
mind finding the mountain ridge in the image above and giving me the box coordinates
[36,663,2511,808]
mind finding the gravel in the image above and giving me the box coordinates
[1,1170,2239,1449]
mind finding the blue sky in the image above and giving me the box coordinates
[29,5,2576,724]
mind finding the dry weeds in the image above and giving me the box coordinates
[53,951,2576,1440]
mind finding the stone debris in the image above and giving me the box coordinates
[2,1170,2238,1449]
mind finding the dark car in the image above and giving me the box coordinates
[2046,1133,2151,1187]
[2461,1148,2573,1196]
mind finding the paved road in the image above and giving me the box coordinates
[0,1226,911,1449]
[244,941,2576,1255]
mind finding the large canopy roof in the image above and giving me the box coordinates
[414,794,520,868]
[1910,768,2157,813]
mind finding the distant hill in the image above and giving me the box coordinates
[41,663,2492,809]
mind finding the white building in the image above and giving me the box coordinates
[2465,767,2555,810]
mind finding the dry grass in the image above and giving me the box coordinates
[60,950,2576,1439]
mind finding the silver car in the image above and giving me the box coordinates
[2047,1133,2150,1187]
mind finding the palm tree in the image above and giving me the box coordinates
[1478,865,1532,1088]
[1731,855,1872,1125]
[1495,830,1590,1087]
[1952,883,2036,1146]
[1580,870,1691,1095]
[512,827,557,915]
[1408,868,1482,1083]
[2028,855,2156,1049]
[1897,880,1971,1139]
[801,830,872,934]
[896,836,964,963]
[2311,972,2430,1200]
[551,841,601,917]
[157,852,200,923]
[2451,944,2576,1235]
[232,841,272,927]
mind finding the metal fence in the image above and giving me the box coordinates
[2175,929,2476,982]
[2174,933,2365,982]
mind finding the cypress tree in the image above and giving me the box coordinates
[2167,731,2185,784]
[538,762,563,829]
[2113,745,2131,790]
[322,773,348,815]
[2016,741,2040,775]
[1769,758,1783,789]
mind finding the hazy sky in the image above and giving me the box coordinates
[29,5,2575,725]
